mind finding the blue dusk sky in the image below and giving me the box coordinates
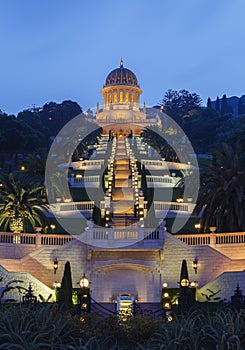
[1,0,245,115]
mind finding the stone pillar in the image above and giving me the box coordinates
[104,195,111,209]
[36,232,41,247]
[210,234,216,246]
[153,270,160,302]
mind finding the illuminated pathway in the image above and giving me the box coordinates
[110,136,137,228]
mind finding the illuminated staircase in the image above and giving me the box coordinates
[111,138,137,228]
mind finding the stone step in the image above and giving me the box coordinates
[112,189,134,201]
[111,221,137,228]
[112,199,135,214]
[116,150,127,154]
[115,154,127,159]
[114,170,131,179]
[111,214,138,227]
[115,158,130,164]
[115,164,129,170]
[114,179,131,188]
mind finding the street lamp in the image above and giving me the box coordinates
[79,273,91,315]
[23,283,37,304]
[53,281,61,302]
[79,273,89,288]
[180,278,189,287]
[162,282,172,322]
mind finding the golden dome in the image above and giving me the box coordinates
[104,60,139,87]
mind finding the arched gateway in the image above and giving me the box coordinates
[92,264,159,303]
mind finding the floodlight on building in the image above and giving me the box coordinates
[64,198,72,203]
[53,257,58,274]
[176,198,184,203]
[193,257,198,274]
[50,224,56,233]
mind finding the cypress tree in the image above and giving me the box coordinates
[59,261,73,310]
[92,205,102,226]
[178,259,193,313]
[180,259,189,284]
[207,97,212,108]
[215,96,220,112]
[221,94,228,115]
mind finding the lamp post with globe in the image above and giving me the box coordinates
[78,273,91,315]
[178,260,195,313]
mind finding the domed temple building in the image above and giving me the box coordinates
[0,61,245,314]
[95,59,161,135]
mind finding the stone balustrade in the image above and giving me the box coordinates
[69,175,100,188]
[141,159,196,170]
[154,201,196,213]
[58,201,94,211]
[51,200,195,216]
[0,228,163,247]
[70,159,105,170]
[146,175,181,187]
[49,201,94,218]
[91,228,162,241]
[0,232,74,246]
[175,231,245,246]
[0,230,244,250]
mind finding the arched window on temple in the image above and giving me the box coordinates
[120,91,123,103]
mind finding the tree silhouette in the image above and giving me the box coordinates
[207,97,212,108]
[160,89,202,124]
[58,261,73,310]
[215,96,220,112]
[196,143,245,232]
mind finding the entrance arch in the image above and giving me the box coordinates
[91,264,158,303]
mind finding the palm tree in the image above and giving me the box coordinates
[0,173,47,232]
[195,143,245,232]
